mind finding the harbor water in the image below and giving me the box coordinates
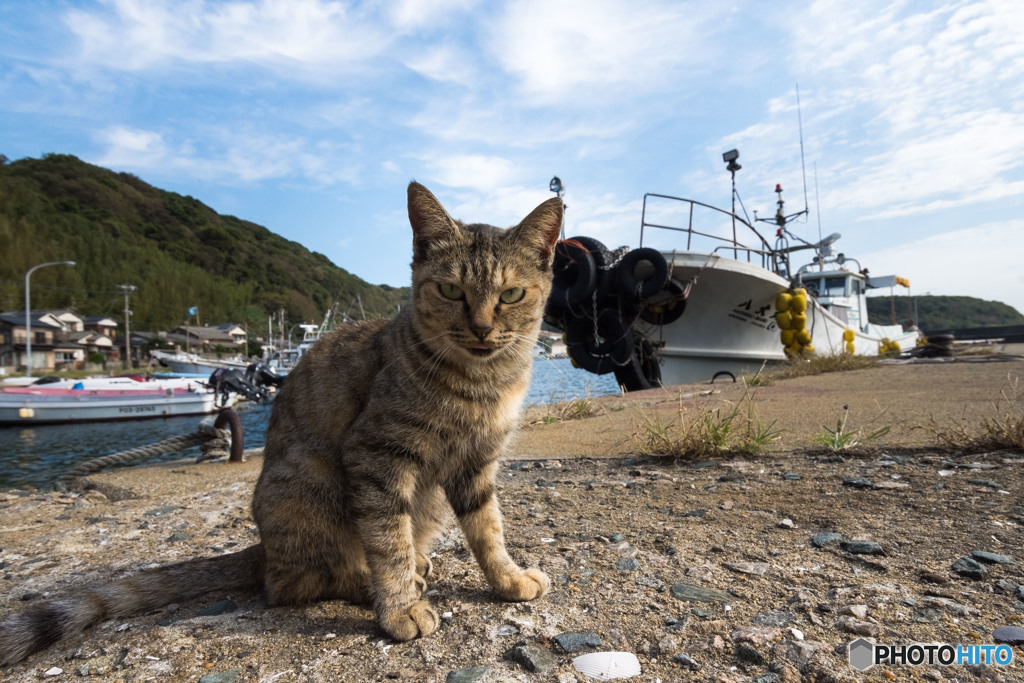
[0,358,619,491]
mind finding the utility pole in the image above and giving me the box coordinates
[24,260,75,377]
[119,284,137,370]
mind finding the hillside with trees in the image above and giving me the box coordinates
[0,154,408,335]
[866,294,1023,331]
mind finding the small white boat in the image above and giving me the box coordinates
[151,350,250,376]
[0,375,227,425]
[547,184,921,389]
[263,308,339,374]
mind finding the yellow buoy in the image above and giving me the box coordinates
[790,312,807,329]
[790,294,807,313]
[843,329,855,342]
[802,343,815,356]
[780,329,795,346]
[775,292,792,312]
[775,311,793,329]
[845,341,856,354]
[796,329,812,345]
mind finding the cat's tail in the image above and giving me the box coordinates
[0,544,265,667]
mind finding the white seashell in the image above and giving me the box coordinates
[572,651,642,680]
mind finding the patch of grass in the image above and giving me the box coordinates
[929,375,1024,451]
[528,390,600,425]
[772,353,880,380]
[813,404,892,452]
[633,382,782,459]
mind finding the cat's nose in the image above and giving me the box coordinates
[470,325,492,341]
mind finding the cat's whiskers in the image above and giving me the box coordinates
[376,331,451,377]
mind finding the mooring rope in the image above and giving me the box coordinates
[59,424,231,486]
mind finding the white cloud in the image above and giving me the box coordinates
[487,0,721,105]
[93,124,361,186]
[403,43,478,85]
[858,219,1024,315]
[778,0,1024,226]
[64,0,390,73]
[424,154,522,192]
[388,0,480,31]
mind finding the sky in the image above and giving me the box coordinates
[2,0,1023,316]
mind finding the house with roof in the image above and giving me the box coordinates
[170,323,247,353]
[0,310,90,373]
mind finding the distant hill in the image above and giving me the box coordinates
[0,153,409,334]
[866,294,1024,331]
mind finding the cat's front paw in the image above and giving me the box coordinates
[378,600,439,641]
[494,568,550,602]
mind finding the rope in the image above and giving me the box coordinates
[59,424,231,486]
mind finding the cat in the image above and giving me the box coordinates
[0,181,562,666]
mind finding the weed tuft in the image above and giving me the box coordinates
[929,375,1024,451]
[634,382,781,459]
[813,404,891,452]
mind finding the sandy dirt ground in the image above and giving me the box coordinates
[1,356,1023,682]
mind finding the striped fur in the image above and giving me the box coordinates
[0,182,561,665]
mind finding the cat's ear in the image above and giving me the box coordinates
[510,197,564,264]
[408,181,460,261]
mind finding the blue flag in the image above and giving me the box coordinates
[187,306,198,316]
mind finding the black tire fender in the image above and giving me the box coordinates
[551,240,598,307]
[638,277,687,326]
[617,247,669,300]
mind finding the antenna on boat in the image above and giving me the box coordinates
[814,161,823,246]
[796,84,810,225]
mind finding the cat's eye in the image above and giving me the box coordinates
[439,283,464,300]
[499,287,526,304]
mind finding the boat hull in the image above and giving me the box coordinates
[151,351,249,376]
[0,387,220,425]
[637,251,919,386]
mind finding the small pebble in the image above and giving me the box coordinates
[971,550,1014,565]
[841,541,884,555]
[735,643,766,665]
[842,477,872,489]
[778,518,795,529]
[951,557,988,580]
[724,561,768,576]
[675,652,701,669]
[670,583,731,603]
[811,532,843,548]
[993,625,1024,645]
[554,632,602,653]
[504,644,557,673]
[446,666,489,683]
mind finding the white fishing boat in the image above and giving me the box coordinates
[150,350,249,376]
[0,376,226,425]
[263,307,339,373]
[547,178,920,389]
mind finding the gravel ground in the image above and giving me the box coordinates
[1,357,1023,682]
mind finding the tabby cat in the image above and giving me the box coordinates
[0,182,562,665]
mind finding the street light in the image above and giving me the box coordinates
[118,284,137,370]
[24,260,76,377]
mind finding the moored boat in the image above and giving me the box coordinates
[150,350,250,376]
[545,182,921,388]
[0,382,224,425]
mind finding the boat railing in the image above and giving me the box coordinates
[639,193,787,274]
